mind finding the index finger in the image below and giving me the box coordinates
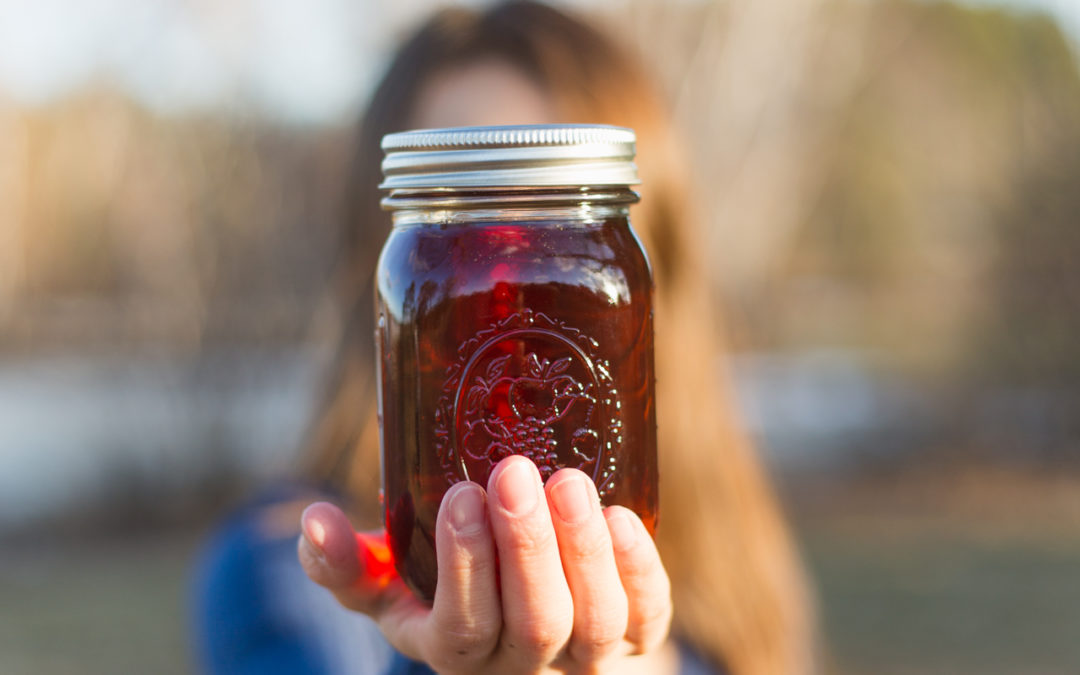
[388,481,501,670]
[486,456,574,669]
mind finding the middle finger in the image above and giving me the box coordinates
[486,456,574,670]
[545,468,628,663]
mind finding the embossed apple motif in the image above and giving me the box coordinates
[460,350,597,478]
[434,311,625,495]
[509,354,581,422]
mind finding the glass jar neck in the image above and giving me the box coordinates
[382,187,637,227]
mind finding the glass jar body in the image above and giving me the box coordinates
[375,193,656,600]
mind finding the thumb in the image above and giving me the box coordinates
[298,502,398,612]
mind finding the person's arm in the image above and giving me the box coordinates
[193,521,330,674]
[298,454,674,675]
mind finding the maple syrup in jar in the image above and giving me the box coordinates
[376,125,656,599]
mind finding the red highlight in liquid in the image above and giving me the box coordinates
[355,531,397,590]
[376,215,656,600]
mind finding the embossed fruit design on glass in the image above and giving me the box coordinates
[376,125,656,600]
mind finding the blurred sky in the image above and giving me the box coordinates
[0,0,1075,125]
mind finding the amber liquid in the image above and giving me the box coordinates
[376,214,656,600]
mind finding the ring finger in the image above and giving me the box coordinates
[545,468,629,663]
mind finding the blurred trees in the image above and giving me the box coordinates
[618,0,1080,461]
[0,0,1077,460]
[687,1,1080,370]
[783,2,1080,458]
[0,91,351,353]
[973,108,1080,461]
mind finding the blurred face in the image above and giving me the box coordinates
[409,58,558,129]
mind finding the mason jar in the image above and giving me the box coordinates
[376,125,656,600]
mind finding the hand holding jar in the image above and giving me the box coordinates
[297,456,672,674]
[299,125,670,673]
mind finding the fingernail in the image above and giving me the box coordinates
[607,511,637,553]
[550,475,594,524]
[448,485,486,535]
[301,512,326,550]
[495,459,540,515]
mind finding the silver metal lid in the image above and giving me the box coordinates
[380,124,638,189]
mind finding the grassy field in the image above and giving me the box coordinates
[806,525,1080,674]
[0,532,196,675]
[2,509,1079,674]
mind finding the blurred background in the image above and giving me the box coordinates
[1,0,1078,672]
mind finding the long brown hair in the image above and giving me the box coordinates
[301,2,816,673]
